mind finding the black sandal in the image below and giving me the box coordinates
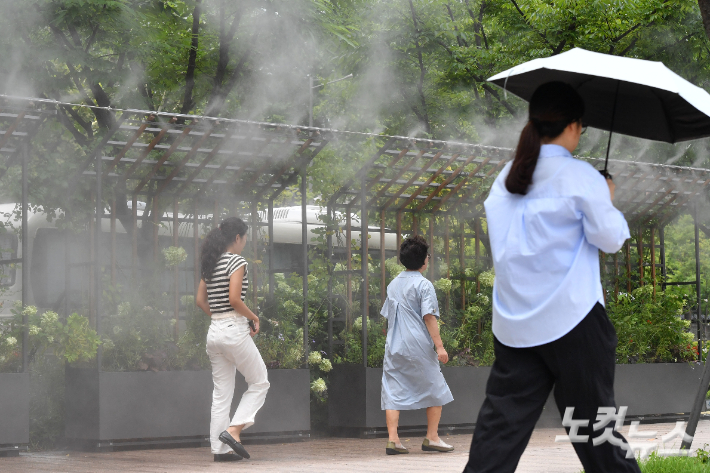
[218,431,251,459]
[214,452,242,462]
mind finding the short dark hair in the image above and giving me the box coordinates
[399,235,429,270]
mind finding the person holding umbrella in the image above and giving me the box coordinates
[464,82,639,473]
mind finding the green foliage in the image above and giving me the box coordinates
[582,448,710,472]
[101,299,179,371]
[62,314,102,364]
[174,297,210,371]
[336,316,387,368]
[607,286,696,363]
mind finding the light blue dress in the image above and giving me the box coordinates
[381,271,454,410]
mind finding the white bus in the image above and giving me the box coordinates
[0,203,398,316]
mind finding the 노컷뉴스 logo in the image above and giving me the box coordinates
[554,406,693,459]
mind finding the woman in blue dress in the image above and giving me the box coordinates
[381,235,454,455]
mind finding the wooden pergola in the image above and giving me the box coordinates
[0,95,708,374]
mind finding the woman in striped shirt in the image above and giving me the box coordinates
[196,217,269,463]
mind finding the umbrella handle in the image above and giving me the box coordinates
[599,169,613,180]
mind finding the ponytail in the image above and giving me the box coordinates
[505,82,585,195]
[506,121,541,195]
[200,217,248,281]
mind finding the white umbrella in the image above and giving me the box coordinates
[488,48,710,173]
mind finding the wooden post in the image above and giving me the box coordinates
[660,226,667,291]
[428,217,434,280]
[194,202,200,296]
[268,199,275,298]
[650,226,656,297]
[251,201,258,315]
[132,195,138,285]
[601,252,607,305]
[213,199,219,229]
[475,217,481,334]
[396,211,402,263]
[346,205,352,328]
[380,210,386,304]
[638,227,644,286]
[89,192,95,326]
[153,198,160,266]
[361,177,369,368]
[614,253,619,298]
[110,194,116,286]
[173,198,179,340]
[460,221,465,310]
[475,217,481,294]
[626,240,632,293]
[444,215,450,314]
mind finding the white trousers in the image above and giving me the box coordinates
[206,313,270,454]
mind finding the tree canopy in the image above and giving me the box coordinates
[2,1,709,143]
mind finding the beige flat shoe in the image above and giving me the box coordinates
[422,438,454,452]
[386,441,409,455]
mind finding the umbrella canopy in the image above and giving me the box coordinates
[488,48,710,144]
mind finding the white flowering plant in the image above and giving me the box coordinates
[162,246,188,268]
[0,303,100,372]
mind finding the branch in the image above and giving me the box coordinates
[84,21,100,53]
[618,37,639,57]
[432,38,517,116]
[55,105,89,146]
[481,83,517,116]
[465,0,488,49]
[509,0,553,49]
[67,24,83,50]
[49,24,76,51]
[207,32,258,116]
[445,3,467,47]
[61,105,93,139]
[399,85,428,126]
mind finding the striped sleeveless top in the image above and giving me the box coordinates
[206,253,249,314]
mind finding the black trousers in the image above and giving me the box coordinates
[464,303,641,473]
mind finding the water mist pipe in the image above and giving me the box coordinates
[21,143,28,373]
[603,81,621,175]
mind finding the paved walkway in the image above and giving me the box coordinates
[4,421,710,472]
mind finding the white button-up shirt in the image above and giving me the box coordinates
[484,144,630,348]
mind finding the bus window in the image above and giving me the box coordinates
[0,232,17,287]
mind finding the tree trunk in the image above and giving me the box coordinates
[181,0,202,115]
[700,0,710,39]
[408,0,431,135]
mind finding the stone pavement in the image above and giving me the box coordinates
[4,420,710,473]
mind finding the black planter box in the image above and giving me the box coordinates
[329,363,705,435]
[65,368,310,449]
[0,373,29,456]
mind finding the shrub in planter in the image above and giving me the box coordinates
[606,286,697,363]
[0,305,99,450]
